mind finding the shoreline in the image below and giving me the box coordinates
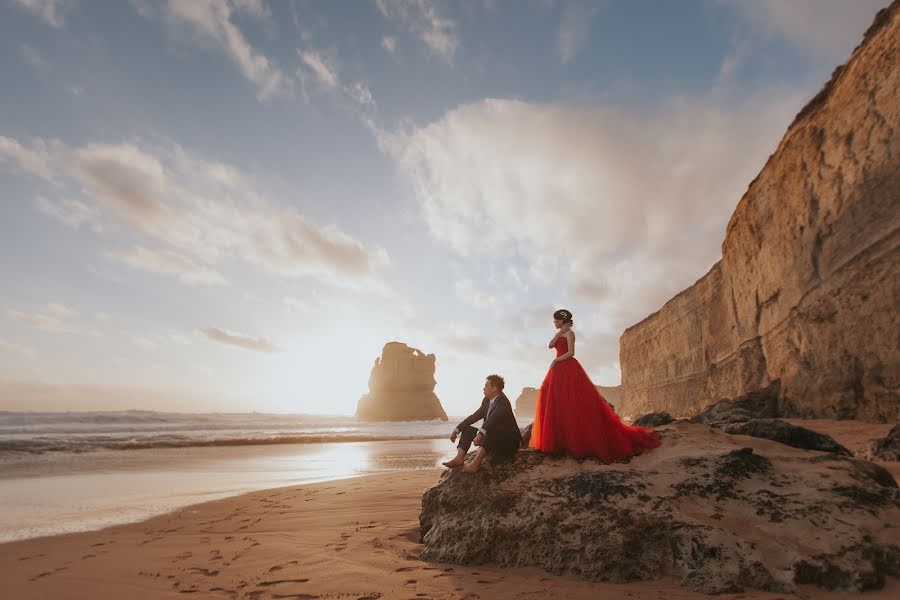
[2,468,897,599]
[1,418,896,599]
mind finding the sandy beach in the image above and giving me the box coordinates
[0,419,897,599]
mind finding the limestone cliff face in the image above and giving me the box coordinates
[356,342,448,422]
[619,3,900,423]
[515,385,621,419]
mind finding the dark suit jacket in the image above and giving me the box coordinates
[456,392,522,447]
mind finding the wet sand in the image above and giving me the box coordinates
[0,419,896,599]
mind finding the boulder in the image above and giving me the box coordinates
[724,418,852,456]
[618,2,900,424]
[689,382,780,428]
[633,411,675,428]
[864,423,900,461]
[356,342,448,422]
[420,421,900,595]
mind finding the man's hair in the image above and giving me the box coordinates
[486,374,505,391]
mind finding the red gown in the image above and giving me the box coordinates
[530,336,661,461]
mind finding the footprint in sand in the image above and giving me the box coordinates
[186,567,220,577]
[268,560,299,572]
[395,567,416,572]
[257,578,310,586]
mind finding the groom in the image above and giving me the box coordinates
[443,374,522,473]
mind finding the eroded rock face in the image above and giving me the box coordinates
[689,382,781,428]
[420,422,900,594]
[633,411,675,428]
[724,418,852,456]
[618,3,900,423]
[356,342,448,422]
[515,385,621,419]
[865,424,900,461]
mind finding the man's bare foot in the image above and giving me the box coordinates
[462,463,481,473]
[442,458,464,468]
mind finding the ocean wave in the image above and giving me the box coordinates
[0,432,447,455]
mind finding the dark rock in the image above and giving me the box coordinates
[419,421,900,594]
[520,423,532,448]
[724,418,852,456]
[633,411,675,427]
[690,381,781,428]
[864,424,900,461]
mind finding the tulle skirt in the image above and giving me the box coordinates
[530,357,660,461]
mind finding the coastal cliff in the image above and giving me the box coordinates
[618,3,900,422]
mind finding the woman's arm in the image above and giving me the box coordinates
[552,331,575,362]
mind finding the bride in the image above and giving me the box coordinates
[529,309,660,461]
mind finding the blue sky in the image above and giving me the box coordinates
[0,0,890,415]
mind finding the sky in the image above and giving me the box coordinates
[0,0,890,416]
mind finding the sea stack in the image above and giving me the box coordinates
[356,342,448,422]
[618,3,900,423]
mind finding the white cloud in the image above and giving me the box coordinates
[7,303,81,334]
[0,136,55,180]
[0,339,36,359]
[380,91,805,332]
[300,51,338,89]
[199,327,281,353]
[159,0,286,100]
[376,0,459,64]
[557,1,599,64]
[107,246,228,286]
[1,136,391,290]
[11,0,69,28]
[20,44,49,69]
[35,196,103,231]
[728,0,890,62]
[381,35,397,53]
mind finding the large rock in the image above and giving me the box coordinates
[689,382,781,428]
[618,3,900,423]
[633,411,675,428]
[515,385,621,419]
[865,423,900,461]
[356,342,448,422]
[419,421,900,594]
[724,418,852,456]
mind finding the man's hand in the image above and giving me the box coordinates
[450,430,458,443]
[473,433,484,447]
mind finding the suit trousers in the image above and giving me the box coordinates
[457,425,519,457]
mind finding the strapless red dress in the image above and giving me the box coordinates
[530,337,660,461]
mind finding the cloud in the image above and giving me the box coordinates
[557,0,599,64]
[379,90,806,332]
[157,0,286,100]
[7,303,81,333]
[34,196,104,231]
[381,35,397,53]
[1,135,390,290]
[727,0,890,62]
[376,0,459,64]
[107,246,228,286]
[199,327,281,353]
[11,0,69,28]
[0,339,36,359]
[0,136,55,180]
[300,51,338,89]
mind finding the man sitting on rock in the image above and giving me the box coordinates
[443,374,522,473]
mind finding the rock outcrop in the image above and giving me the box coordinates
[865,424,900,461]
[420,421,900,594]
[515,385,621,419]
[633,411,675,428]
[689,382,781,428]
[356,342,448,422]
[723,418,852,456]
[618,3,900,423]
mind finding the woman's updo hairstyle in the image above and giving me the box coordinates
[553,309,574,325]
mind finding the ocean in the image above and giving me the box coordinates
[0,411,467,543]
